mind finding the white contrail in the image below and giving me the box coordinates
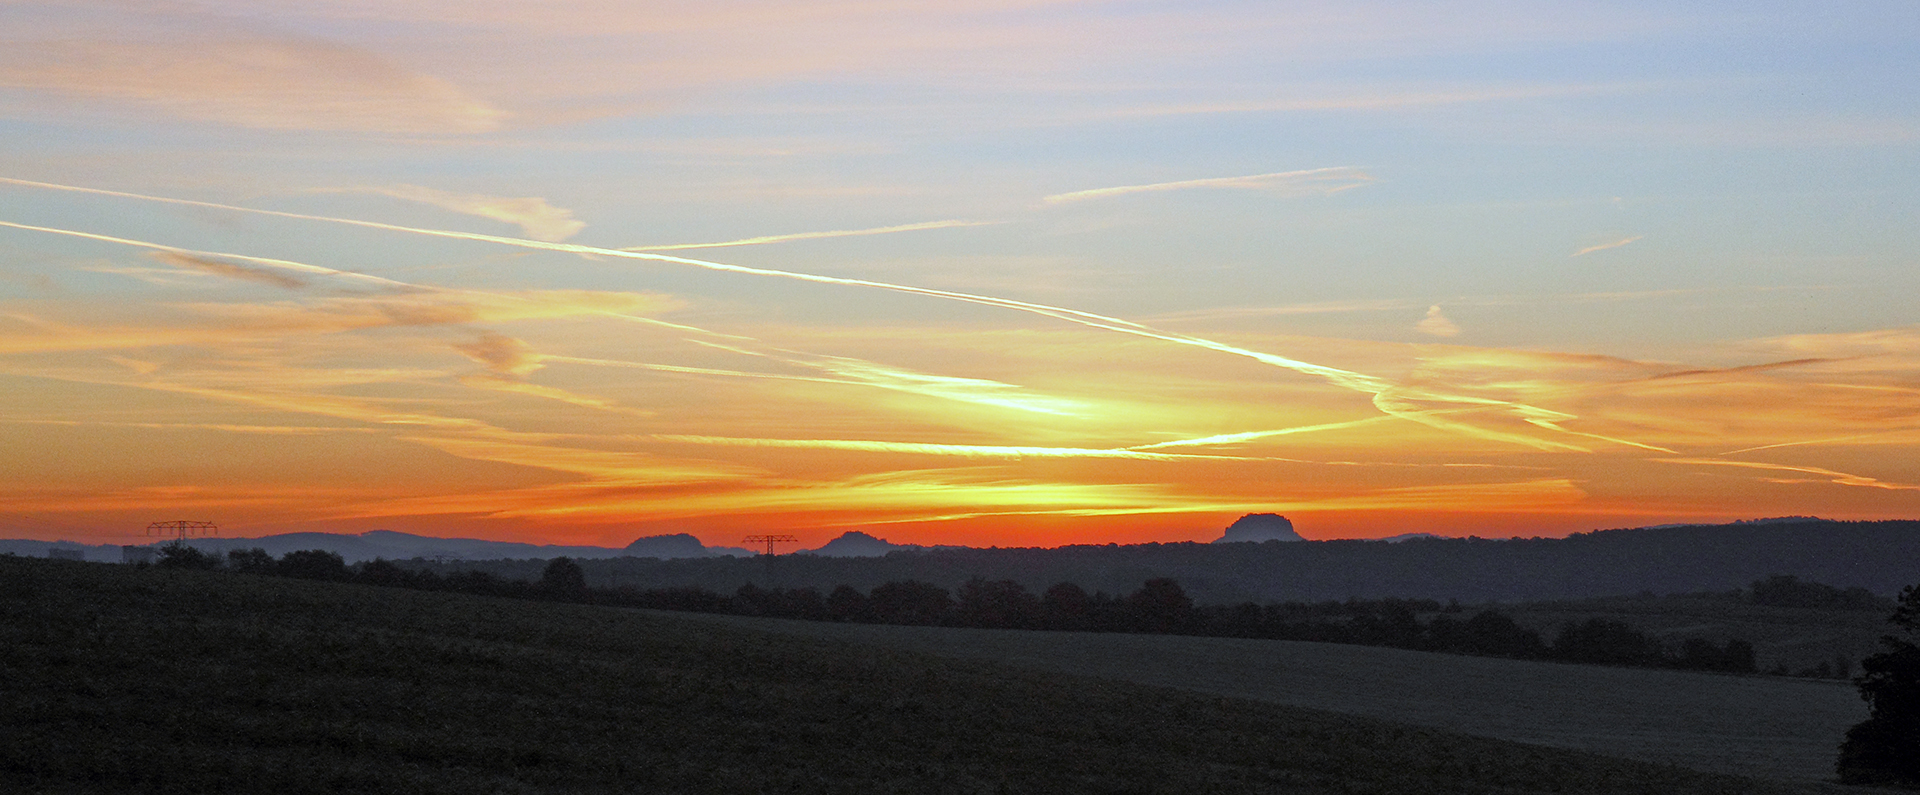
[0,175,1642,452]
[624,220,992,252]
[1571,236,1642,257]
[1043,167,1372,204]
[0,219,407,289]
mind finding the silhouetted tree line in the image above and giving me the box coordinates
[157,542,1755,675]
[1838,581,1920,788]
[1748,574,1890,611]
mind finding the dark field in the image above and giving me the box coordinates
[2,556,1838,794]
[676,612,1863,782]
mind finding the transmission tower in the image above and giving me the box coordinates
[742,534,798,556]
[147,520,218,542]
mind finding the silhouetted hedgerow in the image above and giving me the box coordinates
[186,549,1759,675]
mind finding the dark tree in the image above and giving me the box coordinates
[1126,578,1195,634]
[826,584,869,622]
[277,549,348,581]
[356,558,409,587]
[1838,583,1920,786]
[1751,574,1888,611]
[225,548,274,574]
[1041,582,1093,631]
[541,556,588,595]
[956,577,1039,630]
[156,541,220,570]
[866,580,954,626]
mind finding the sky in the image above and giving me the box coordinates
[2,0,1918,549]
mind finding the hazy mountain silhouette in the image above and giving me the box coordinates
[802,531,969,557]
[808,531,906,557]
[24,529,754,563]
[10,518,1920,605]
[624,533,718,558]
[1213,513,1304,543]
[551,518,1920,604]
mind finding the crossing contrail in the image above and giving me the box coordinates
[0,175,1640,452]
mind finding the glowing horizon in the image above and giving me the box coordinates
[2,1,1916,550]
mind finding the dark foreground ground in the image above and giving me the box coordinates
[1,556,1834,794]
[671,612,1862,782]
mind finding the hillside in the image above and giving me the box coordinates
[2,555,1824,794]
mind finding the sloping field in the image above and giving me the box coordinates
[4,557,1826,795]
[668,612,1864,783]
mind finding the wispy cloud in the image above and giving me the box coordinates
[1042,167,1374,205]
[0,37,503,134]
[150,251,310,290]
[1416,305,1461,337]
[653,435,1263,461]
[453,332,543,377]
[1571,236,1643,257]
[347,185,584,242]
[0,175,1660,455]
[1661,458,1920,491]
[1106,83,1649,120]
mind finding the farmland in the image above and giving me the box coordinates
[668,610,1865,783]
[1,555,1833,794]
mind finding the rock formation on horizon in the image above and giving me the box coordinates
[1213,513,1304,543]
[623,533,713,559]
[810,530,909,557]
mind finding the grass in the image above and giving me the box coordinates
[2,556,1831,794]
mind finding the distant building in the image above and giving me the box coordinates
[122,546,157,565]
[47,547,85,561]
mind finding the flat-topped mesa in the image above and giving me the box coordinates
[623,533,712,558]
[1213,513,1304,543]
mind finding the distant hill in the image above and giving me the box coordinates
[808,530,908,557]
[802,530,969,557]
[0,530,754,564]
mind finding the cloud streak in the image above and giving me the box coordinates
[1571,236,1642,257]
[625,220,992,252]
[348,185,585,242]
[0,37,503,134]
[0,175,1667,455]
[1043,167,1374,205]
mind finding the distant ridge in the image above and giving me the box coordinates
[0,530,753,564]
[544,519,1920,604]
[7,517,1918,603]
[803,531,969,557]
